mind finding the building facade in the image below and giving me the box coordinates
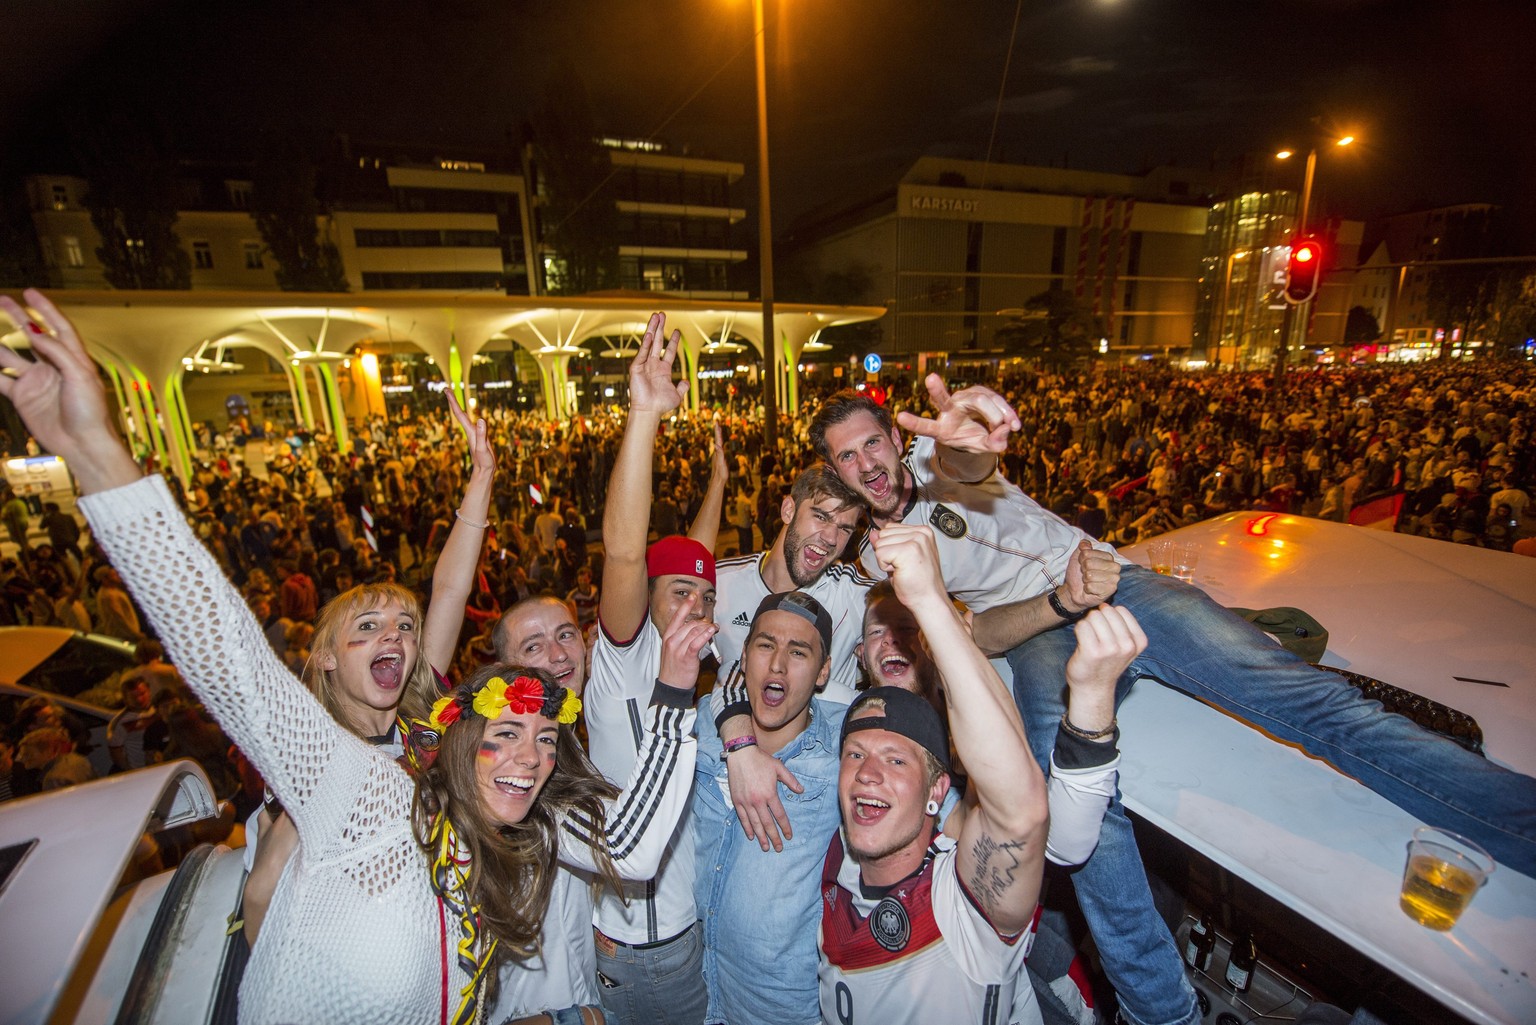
[781,157,1221,362]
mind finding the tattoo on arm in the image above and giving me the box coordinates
[969,833,1027,910]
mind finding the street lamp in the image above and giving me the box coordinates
[1272,134,1355,377]
[749,0,779,451]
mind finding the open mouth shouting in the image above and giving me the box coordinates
[877,654,912,683]
[862,469,893,503]
[851,795,891,824]
[759,679,788,709]
[370,650,404,690]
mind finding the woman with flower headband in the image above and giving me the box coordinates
[0,289,699,1025]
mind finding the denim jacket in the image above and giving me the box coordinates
[693,697,847,1025]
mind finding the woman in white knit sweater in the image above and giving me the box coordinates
[0,290,703,1025]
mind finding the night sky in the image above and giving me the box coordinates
[3,0,1532,233]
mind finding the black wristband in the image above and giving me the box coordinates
[1048,589,1087,623]
[1053,724,1121,769]
[714,699,752,733]
[651,678,695,710]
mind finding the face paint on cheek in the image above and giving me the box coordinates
[478,741,500,762]
[346,639,368,648]
[544,751,556,766]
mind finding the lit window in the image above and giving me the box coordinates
[63,236,84,268]
[243,242,265,270]
[193,241,214,269]
[51,184,68,210]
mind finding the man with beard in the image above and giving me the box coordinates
[713,465,874,703]
[820,523,1132,1025]
[810,378,1536,1025]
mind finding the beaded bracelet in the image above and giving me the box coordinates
[455,509,489,529]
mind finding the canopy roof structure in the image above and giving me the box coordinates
[0,289,884,480]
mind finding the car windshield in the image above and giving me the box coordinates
[18,636,137,701]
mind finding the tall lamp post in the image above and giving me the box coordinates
[1274,135,1354,380]
[751,0,779,452]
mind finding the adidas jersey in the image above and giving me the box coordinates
[714,551,874,705]
[818,832,1039,1025]
[587,617,697,944]
[856,435,1128,614]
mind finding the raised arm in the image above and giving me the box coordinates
[686,423,728,552]
[421,389,496,675]
[896,374,1021,485]
[0,290,396,843]
[1044,604,1143,866]
[599,312,688,644]
[561,592,711,878]
[969,541,1120,655]
[871,522,1046,937]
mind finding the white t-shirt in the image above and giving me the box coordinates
[856,435,1128,613]
[818,833,1038,1025]
[586,617,698,944]
[713,551,873,705]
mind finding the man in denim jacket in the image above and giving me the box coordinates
[693,592,846,1025]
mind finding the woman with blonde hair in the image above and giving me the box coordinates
[0,290,698,1024]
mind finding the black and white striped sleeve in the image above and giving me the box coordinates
[558,680,697,878]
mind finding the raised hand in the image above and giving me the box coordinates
[656,591,718,694]
[709,422,728,482]
[1061,540,1120,612]
[1064,604,1147,706]
[0,289,139,494]
[628,311,689,416]
[444,387,496,477]
[896,373,1021,455]
[868,523,948,615]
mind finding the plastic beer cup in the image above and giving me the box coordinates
[1399,826,1493,930]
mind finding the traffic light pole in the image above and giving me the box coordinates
[1274,301,1296,384]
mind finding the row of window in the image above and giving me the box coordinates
[192,240,265,270]
[361,271,509,291]
[354,228,502,248]
[617,257,731,293]
[615,215,733,249]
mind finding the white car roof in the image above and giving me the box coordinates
[0,761,218,1025]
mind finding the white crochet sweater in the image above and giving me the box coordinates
[81,477,696,1024]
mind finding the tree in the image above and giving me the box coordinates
[1484,270,1536,359]
[1344,305,1382,345]
[251,141,348,292]
[530,60,619,295]
[1423,207,1510,359]
[75,115,190,289]
[994,288,1105,370]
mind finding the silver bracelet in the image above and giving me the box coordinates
[455,509,489,529]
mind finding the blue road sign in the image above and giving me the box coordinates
[862,353,883,374]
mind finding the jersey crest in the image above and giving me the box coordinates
[821,833,943,970]
[930,504,967,539]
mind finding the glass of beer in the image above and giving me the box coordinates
[1147,539,1174,575]
[1399,826,1493,930]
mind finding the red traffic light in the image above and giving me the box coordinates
[1284,237,1325,304]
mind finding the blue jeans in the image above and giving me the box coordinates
[1009,565,1536,1025]
[595,921,707,1025]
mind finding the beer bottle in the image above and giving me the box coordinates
[1225,930,1256,993]
[1184,912,1214,972]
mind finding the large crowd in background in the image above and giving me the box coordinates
[3,357,1534,822]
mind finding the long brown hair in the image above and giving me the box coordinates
[303,583,435,733]
[411,663,623,967]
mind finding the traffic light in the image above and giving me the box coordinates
[1284,237,1325,304]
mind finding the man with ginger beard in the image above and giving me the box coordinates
[712,464,875,705]
[820,524,1135,1025]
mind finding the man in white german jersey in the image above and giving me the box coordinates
[820,524,1138,1025]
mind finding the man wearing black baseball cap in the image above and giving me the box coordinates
[819,524,1144,1025]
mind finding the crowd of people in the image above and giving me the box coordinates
[3,287,1535,1025]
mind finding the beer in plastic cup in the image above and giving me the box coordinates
[1147,539,1173,575]
[1399,826,1493,930]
